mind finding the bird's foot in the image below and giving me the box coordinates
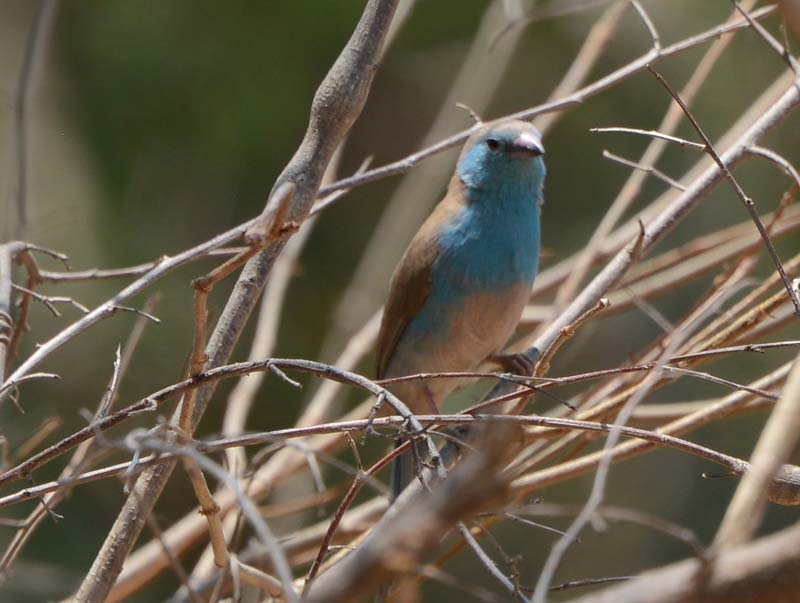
[491,351,537,376]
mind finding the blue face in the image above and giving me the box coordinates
[456,125,546,202]
[400,123,545,337]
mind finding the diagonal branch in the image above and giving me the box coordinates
[645,64,800,318]
[714,347,800,548]
[69,2,400,602]
[561,520,800,603]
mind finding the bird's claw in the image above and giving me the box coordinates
[492,351,537,376]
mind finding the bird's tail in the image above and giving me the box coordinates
[389,440,419,502]
[389,439,417,501]
[382,441,424,603]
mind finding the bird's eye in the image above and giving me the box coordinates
[485,138,500,151]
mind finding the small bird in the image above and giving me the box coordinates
[376,119,546,499]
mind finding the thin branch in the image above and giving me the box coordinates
[534,297,611,378]
[646,64,800,318]
[12,0,57,237]
[11,283,89,316]
[318,6,777,196]
[514,503,704,556]
[36,248,242,283]
[533,0,629,134]
[0,333,151,574]
[746,145,800,190]
[523,66,799,402]
[0,220,254,407]
[0,372,60,404]
[664,366,778,401]
[591,127,707,150]
[17,243,70,266]
[552,0,761,309]
[532,284,721,602]
[145,513,203,603]
[732,0,800,75]
[511,362,792,498]
[129,434,298,603]
[602,150,686,191]
[630,1,660,51]
[0,243,23,384]
[456,523,520,599]
[714,347,800,548]
[548,576,632,593]
[303,443,402,590]
[560,521,800,603]
[72,4,400,600]
[2,410,786,511]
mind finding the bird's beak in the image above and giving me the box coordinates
[509,132,545,159]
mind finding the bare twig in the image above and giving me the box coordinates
[553,0,758,309]
[36,248,242,283]
[303,442,402,590]
[511,362,792,498]
[145,514,203,603]
[303,426,510,602]
[561,521,800,603]
[11,0,58,237]
[534,298,611,378]
[591,127,707,150]
[630,1,660,50]
[714,347,800,548]
[180,245,260,431]
[732,0,800,75]
[456,522,520,599]
[0,220,254,407]
[0,243,23,383]
[602,150,686,191]
[646,64,800,318]
[532,281,726,602]
[4,409,792,511]
[71,4,400,600]
[128,433,298,602]
[319,7,777,198]
[1,330,152,575]
[514,503,704,556]
[11,283,89,316]
[746,145,800,189]
[527,69,800,391]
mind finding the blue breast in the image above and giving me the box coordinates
[406,179,541,337]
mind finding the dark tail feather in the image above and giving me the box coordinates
[389,439,416,501]
[382,442,422,602]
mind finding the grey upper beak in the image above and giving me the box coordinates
[510,132,545,158]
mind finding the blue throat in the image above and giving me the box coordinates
[406,155,544,337]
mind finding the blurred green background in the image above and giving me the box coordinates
[1,0,799,601]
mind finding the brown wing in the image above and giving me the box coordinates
[375,186,464,378]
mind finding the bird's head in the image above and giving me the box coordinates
[456,119,546,198]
